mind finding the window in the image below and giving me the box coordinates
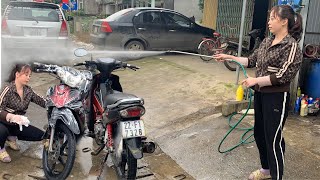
[7,5,60,22]
[106,8,133,21]
[134,11,162,24]
[79,0,83,10]
[163,12,191,28]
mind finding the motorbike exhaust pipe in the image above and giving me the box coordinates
[142,141,156,154]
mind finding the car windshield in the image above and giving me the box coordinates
[7,5,60,22]
[106,8,133,21]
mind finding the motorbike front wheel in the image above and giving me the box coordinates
[42,123,76,180]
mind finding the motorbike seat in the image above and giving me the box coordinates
[104,91,139,107]
[248,29,261,38]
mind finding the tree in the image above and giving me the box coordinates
[198,0,204,12]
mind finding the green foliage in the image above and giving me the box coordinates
[198,0,204,12]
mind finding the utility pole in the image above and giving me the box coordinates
[235,0,247,85]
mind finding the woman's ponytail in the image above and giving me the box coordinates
[289,12,303,41]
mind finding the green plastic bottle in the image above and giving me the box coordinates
[297,87,301,97]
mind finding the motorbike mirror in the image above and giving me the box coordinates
[74,48,88,57]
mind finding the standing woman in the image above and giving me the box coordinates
[214,5,303,180]
[0,64,46,163]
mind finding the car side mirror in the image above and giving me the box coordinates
[67,16,74,21]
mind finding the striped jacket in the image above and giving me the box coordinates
[0,82,46,122]
[248,34,303,93]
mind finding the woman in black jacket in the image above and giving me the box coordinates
[214,5,303,180]
[0,64,46,163]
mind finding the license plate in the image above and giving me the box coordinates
[93,26,99,34]
[120,120,146,139]
[24,28,47,37]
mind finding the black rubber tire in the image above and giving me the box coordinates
[123,148,138,180]
[125,40,145,51]
[42,123,76,180]
[223,48,239,71]
[198,39,217,62]
[115,145,138,180]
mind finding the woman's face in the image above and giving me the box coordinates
[268,10,288,35]
[15,68,31,86]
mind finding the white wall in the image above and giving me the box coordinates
[105,4,115,15]
[174,0,203,22]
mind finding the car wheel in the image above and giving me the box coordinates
[125,41,145,51]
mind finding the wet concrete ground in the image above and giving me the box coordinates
[1,53,320,179]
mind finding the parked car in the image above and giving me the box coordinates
[1,1,72,50]
[90,8,215,51]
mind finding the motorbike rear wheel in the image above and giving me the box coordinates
[114,146,138,180]
[42,123,76,180]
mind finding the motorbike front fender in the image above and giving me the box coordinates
[49,107,80,134]
[125,138,143,159]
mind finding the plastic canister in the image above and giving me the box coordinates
[294,97,300,114]
[236,85,244,101]
[300,99,308,116]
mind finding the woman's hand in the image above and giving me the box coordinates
[7,114,23,124]
[6,113,28,125]
[242,77,258,87]
[213,53,232,62]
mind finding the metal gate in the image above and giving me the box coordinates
[216,0,255,48]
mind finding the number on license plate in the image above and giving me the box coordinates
[94,27,99,33]
[24,28,46,36]
[121,120,145,139]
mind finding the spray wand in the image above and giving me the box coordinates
[166,50,255,153]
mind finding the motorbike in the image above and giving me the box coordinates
[33,48,156,179]
[197,31,227,62]
[223,28,263,71]
[32,62,93,179]
[73,48,156,180]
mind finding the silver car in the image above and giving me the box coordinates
[1,1,72,50]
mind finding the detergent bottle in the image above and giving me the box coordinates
[236,85,244,101]
[300,98,307,117]
[294,97,300,114]
[297,87,301,97]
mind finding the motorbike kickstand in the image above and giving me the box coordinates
[96,152,109,180]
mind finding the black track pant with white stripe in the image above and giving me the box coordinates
[254,91,290,180]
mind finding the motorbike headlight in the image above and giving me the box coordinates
[57,68,85,88]
[65,72,84,88]
[221,43,228,49]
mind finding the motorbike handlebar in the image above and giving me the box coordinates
[32,62,59,73]
[125,64,140,71]
[73,62,87,67]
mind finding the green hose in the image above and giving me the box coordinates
[218,60,255,153]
